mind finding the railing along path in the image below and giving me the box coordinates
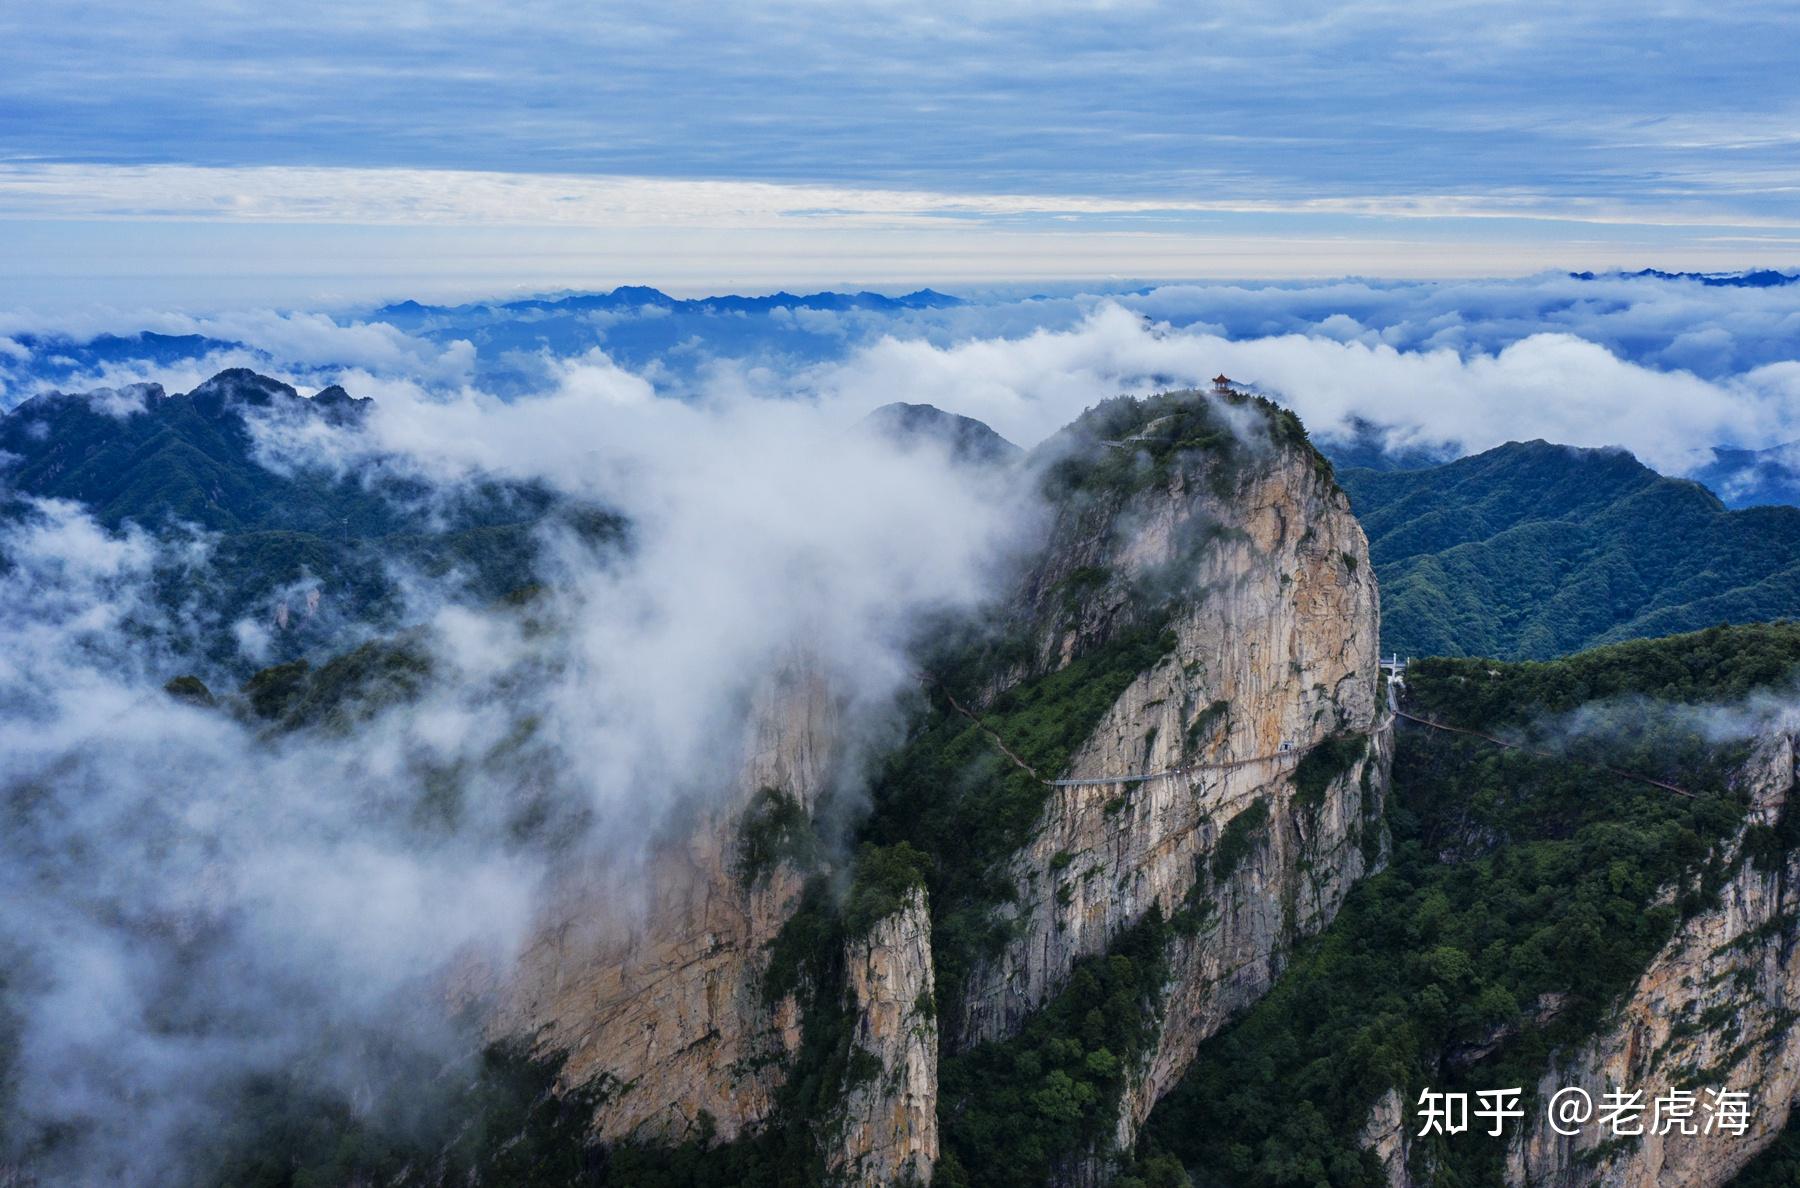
[928,673,1699,801]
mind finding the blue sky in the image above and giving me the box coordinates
[2,1,1798,305]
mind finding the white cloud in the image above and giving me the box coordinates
[4,163,1797,233]
[789,302,1800,472]
[0,350,1044,1179]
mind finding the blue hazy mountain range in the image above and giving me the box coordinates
[5,286,964,399]
[1690,443,1800,510]
[1569,268,1800,288]
[5,272,1800,507]
[377,286,962,318]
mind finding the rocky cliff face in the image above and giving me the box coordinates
[829,887,940,1187]
[495,393,1392,1179]
[1502,730,1800,1188]
[1360,1087,1413,1187]
[494,664,839,1143]
[955,427,1389,1169]
[1354,729,1800,1188]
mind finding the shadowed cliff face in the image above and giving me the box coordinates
[489,664,842,1144]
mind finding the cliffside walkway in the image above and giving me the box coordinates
[932,674,1696,800]
[1392,708,1696,799]
[1046,749,1303,788]
[933,680,1306,789]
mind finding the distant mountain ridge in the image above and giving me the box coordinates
[2,368,384,534]
[1314,417,1460,473]
[1319,423,1800,510]
[0,287,968,406]
[1569,267,1800,288]
[1690,440,1800,510]
[1340,439,1800,659]
[375,284,962,322]
[858,401,1022,465]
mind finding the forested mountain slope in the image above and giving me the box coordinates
[1142,621,1800,1187]
[0,369,616,664]
[1340,441,1800,660]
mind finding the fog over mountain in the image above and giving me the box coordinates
[6,271,1799,505]
[0,366,1043,1181]
[12,366,1800,1185]
[9,0,1800,1181]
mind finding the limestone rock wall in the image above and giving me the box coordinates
[1503,731,1800,1188]
[829,887,940,1186]
[1360,1087,1414,1188]
[494,666,840,1144]
[955,438,1389,1166]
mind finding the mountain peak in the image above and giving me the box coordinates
[186,368,302,414]
[858,402,1020,465]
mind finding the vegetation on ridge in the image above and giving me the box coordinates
[936,910,1175,1188]
[1036,388,1325,503]
[1139,622,1800,1187]
[0,370,624,670]
[1340,440,1800,660]
[860,623,1180,1013]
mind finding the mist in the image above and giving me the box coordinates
[7,271,1800,482]
[0,364,1042,1183]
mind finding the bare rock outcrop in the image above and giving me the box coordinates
[829,887,940,1186]
[956,429,1390,1168]
[494,665,840,1143]
[1360,1087,1415,1188]
[1503,730,1800,1188]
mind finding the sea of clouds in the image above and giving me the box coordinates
[4,271,1799,478]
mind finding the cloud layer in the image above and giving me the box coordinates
[8,272,1798,476]
[5,2,1797,220]
[3,4,1798,296]
[0,361,1038,1181]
